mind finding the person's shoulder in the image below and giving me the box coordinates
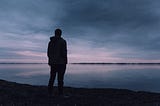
[60,37,67,43]
[50,36,55,41]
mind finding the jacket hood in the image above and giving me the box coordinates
[50,36,61,41]
[50,36,55,41]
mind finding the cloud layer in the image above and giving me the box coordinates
[0,0,160,63]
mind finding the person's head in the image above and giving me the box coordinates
[55,28,62,37]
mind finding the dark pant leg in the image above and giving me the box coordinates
[57,64,66,95]
[48,65,57,94]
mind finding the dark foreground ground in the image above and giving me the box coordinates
[0,79,160,106]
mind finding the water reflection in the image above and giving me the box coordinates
[0,64,160,92]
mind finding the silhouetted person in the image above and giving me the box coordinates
[47,28,67,96]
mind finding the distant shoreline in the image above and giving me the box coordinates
[71,63,160,65]
[0,63,47,64]
[1,62,160,65]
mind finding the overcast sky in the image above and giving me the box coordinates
[0,0,160,63]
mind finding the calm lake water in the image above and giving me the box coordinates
[0,64,160,92]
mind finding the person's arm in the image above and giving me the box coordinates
[62,40,67,64]
[47,41,53,65]
[47,41,51,58]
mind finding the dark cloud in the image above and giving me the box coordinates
[0,0,63,35]
[56,0,160,58]
[0,0,160,62]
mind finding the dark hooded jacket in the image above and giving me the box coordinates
[47,36,67,65]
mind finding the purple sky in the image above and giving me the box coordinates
[0,0,160,63]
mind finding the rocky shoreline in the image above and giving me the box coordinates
[0,79,160,106]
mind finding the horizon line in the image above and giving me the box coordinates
[1,62,160,64]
